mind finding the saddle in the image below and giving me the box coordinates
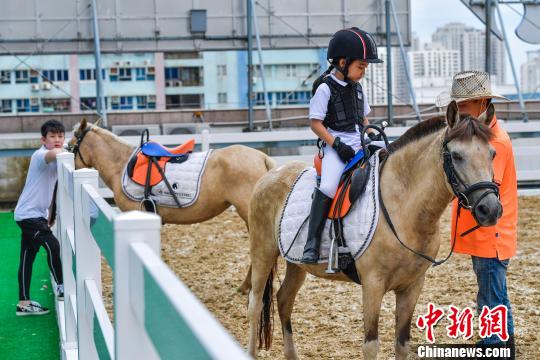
[126,129,195,212]
[313,149,372,219]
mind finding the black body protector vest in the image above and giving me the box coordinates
[322,76,365,133]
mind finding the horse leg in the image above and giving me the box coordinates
[394,276,425,360]
[247,250,279,357]
[276,262,307,360]
[237,265,252,295]
[362,279,386,360]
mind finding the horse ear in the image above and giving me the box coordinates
[79,118,88,132]
[446,100,460,128]
[478,102,495,126]
[94,118,102,127]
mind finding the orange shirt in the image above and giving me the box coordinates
[450,116,518,260]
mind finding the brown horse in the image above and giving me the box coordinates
[69,119,273,293]
[246,101,502,359]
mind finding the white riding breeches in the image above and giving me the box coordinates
[319,130,387,198]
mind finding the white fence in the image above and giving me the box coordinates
[55,152,249,360]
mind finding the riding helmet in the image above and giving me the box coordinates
[327,27,383,63]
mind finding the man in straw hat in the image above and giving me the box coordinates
[438,70,517,357]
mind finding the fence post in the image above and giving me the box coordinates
[73,168,100,360]
[201,129,210,152]
[56,152,78,352]
[114,211,162,359]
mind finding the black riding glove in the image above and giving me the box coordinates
[332,137,355,163]
[368,132,379,141]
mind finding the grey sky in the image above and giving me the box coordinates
[411,0,540,86]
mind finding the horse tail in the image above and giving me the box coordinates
[258,261,276,350]
[264,154,276,171]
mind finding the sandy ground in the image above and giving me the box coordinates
[103,196,540,359]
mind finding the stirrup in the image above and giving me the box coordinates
[326,237,340,274]
[140,198,157,213]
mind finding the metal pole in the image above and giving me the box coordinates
[389,0,420,121]
[385,0,394,125]
[246,0,254,131]
[495,1,528,122]
[91,0,107,127]
[485,0,492,74]
[250,0,272,130]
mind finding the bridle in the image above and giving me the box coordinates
[68,127,92,167]
[379,131,500,267]
[441,138,500,214]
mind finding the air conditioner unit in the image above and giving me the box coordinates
[42,82,52,90]
[144,60,150,66]
[124,61,131,66]
[115,61,121,66]
[31,84,40,91]
[174,80,182,87]
[165,80,172,87]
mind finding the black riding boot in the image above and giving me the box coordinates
[301,188,332,264]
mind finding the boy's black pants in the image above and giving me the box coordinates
[16,218,63,301]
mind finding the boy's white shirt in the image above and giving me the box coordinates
[14,146,58,221]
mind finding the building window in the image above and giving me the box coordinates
[16,98,39,112]
[135,68,147,81]
[80,97,97,110]
[118,68,132,81]
[42,98,70,112]
[217,65,227,77]
[42,69,69,82]
[1,70,11,84]
[80,69,104,81]
[166,94,202,109]
[136,95,147,109]
[15,70,30,84]
[217,92,227,104]
[285,64,297,77]
[165,67,202,86]
[30,70,40,83]
[1,99,12,112]
[255,92,272,105]
[111,96,133,110]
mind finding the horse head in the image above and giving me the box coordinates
[443,100,502,226]
[68,118,100,169]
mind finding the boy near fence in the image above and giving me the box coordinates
[14,119,66,316]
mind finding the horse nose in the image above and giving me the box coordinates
[473,195,501,226]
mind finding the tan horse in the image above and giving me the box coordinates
[246,101,502,359]
[69,119,274,292]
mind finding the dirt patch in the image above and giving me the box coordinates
[103,196,540,358]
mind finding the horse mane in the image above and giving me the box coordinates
[386,114,493,155]
[87,123,132,146]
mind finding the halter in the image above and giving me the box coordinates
[379,131,500,267]
[68,127,92,168]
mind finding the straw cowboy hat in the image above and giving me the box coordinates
[436,70,509,107]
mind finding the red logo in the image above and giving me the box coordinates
[416,303,445,343]
[446,305,474,340]
[478,305,509,342]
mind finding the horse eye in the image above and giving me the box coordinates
[491,149,496,160]
[451,151,463,161]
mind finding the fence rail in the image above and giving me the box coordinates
[55,152,249,360]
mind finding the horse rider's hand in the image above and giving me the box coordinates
[332,137,355,163]
[368,131,379,141]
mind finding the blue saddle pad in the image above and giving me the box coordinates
[141,142,181,157]
[343,149,365,173]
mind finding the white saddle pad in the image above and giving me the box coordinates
[121,149,213,208]
[278,151,381,264]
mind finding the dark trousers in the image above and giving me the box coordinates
[16,218,63,301]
